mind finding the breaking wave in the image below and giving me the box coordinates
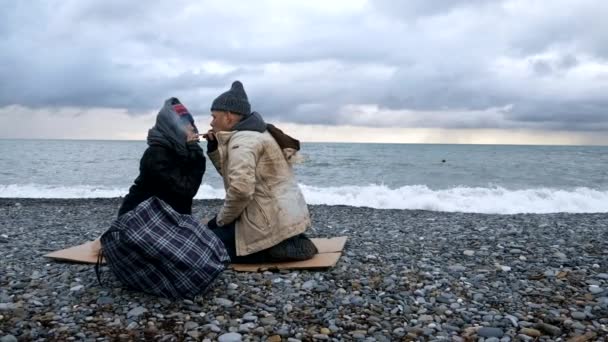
[1,183,608,214]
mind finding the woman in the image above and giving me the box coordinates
[101,98,228,299]
[118,97,206,216]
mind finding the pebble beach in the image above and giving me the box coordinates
[1,198,607,341]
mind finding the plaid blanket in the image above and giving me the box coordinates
[100,197,230,298]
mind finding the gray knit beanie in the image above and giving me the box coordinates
[210,81,251,116]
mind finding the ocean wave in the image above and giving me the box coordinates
[1,183,608,214]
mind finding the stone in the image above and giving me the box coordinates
[96,297,114,305]
[260,316,278,326]
[184,321,199,331]
[448,265,466,272]
[499,265,511,272]
[243,314,258,322]
[568,332,597,342]
[554,252,567,259]
[187,331,201,339]
[127,306,148,318]
[0,304,16,311]
[204,324,221,333]
[70,285,84,292]
[302,280,315,290]
[214,298,234,307]
[419,315,434,323]
[218,333,243,342]
[463,250,475,256]
[478,327,504,338]
[320,328,331,335]
[572,322,586,330]
[312,334,329,340]
[536,323,562,336]
[238,323,254,333]
[520,328,541,337]
[0,335,18,342]
[589,285,604,294]
[571,311,587,320]
[505,314,518,327]
[267,335,281,342]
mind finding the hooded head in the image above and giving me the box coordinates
[211,81,251,116]
[147,97,198,156]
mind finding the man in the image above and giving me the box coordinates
[204,81,317,263]
[118,98,206,216]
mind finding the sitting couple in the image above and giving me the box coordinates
[118,81,317,263]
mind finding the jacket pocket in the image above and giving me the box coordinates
[243,198,271,234]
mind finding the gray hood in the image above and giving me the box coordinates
[233,111,266,133]
[147,98,191,157]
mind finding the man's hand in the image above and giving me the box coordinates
[204,130,218,152]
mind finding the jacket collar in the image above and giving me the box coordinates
[215,130,237,146]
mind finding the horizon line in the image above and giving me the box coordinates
[1,137,607,147]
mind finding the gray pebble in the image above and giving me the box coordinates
[214,298,234,307]
[0,303,16,311]
[572,322,586,330]
[589,285,604,294]
[242,314,258,322]
[238,323,255,333]
[504,314,518,327]
[218,332,242,342]
[184,321,199,331]
[571,311,586,320]
[69,285,84,292]
[448,265,466,272]
[0,335,18,342]
[127,306,147,318]
[96,296,114,305]
[536,323,562,336]
[203,324,221,333]
[302,280,315,290]
[478,327,504,338]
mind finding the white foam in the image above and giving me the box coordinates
[2,183,608,214]
[0,183,225,200]
[299,184,608,214]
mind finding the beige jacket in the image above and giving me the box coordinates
[208,130,311,256]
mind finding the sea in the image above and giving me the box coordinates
[1,139,608,214]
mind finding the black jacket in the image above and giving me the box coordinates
[118,143,206,216]
[118,97,206,216]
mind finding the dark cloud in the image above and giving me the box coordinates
[0,0,607,132]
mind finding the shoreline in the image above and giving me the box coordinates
[1,198,607,341]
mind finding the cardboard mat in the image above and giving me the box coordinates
[44,236,348,271]
[231,236,348,272]
[44,239,103,264]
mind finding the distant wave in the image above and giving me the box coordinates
[1,183,608,214]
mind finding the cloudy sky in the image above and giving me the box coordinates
[1,0,607,144]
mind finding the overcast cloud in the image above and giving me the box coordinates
[1,0,607,135]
